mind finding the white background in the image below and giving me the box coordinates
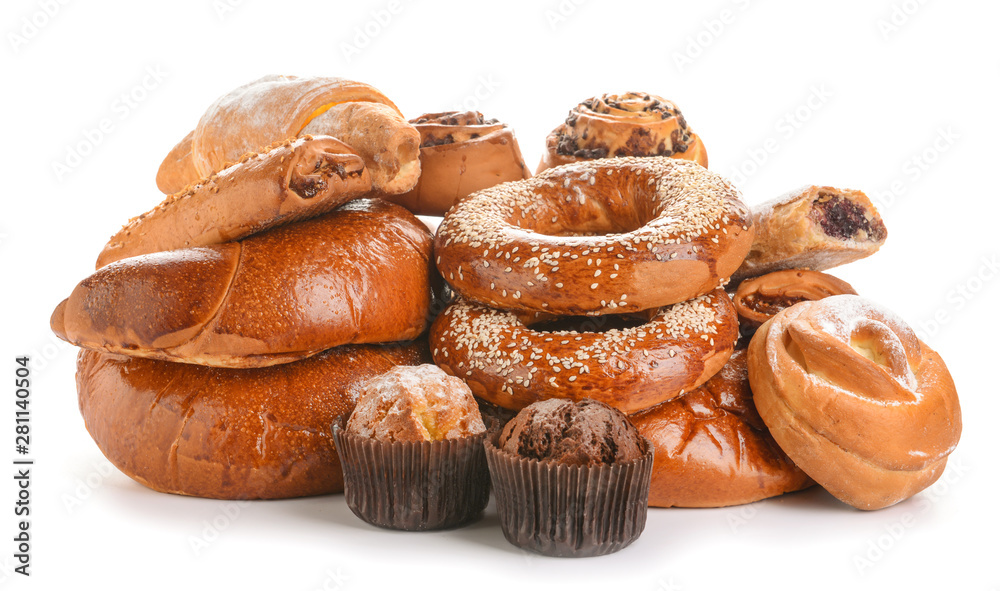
[2,0,997,589]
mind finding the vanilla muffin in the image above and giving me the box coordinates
[346,364,485,441]
[334,364,490,531]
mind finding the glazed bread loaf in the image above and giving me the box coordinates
[76,342,429,500]
[630,349,813,507]
[52,199,434,368]
[156,75,420,195]
[99,136,371,268]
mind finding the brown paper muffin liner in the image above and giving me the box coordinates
[485,435,654,557]
[331,422,490,531]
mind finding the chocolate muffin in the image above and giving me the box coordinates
[498,399,644,465]
[486,398,654,557]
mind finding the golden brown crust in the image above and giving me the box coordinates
[346,365,485,442]
[429,288,738,414]
[52,199,434,368]
[747,295,962,510]
[156,75,417,195]
[434,157,753,315]
[100,136,371,268]
[154,130,199,196]
[630,349,813,507]
[733,269,857,330]
[537,92,708,173]
[76,343,429,500]
[386,111,531,216]
[732,185,887,283]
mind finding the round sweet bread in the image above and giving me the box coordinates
[747,295,962,510]
[630,349,813,507]
[76,342,428,500]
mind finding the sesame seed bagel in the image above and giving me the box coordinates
[433,157,754,315]
[429,288,738,414]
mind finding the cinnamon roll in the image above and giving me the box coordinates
[537,92,708,173]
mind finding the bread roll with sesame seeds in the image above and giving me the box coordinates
[429,288,739,414]
[51,199,434,368]
[98,135,371,268]
[434,157,754,315]
[537,92,708,173]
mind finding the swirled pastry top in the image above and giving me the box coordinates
[538,92,708,172]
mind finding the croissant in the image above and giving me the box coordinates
[732,185,887,283]
[155,75,420,195]
[99,136,370,268]
[537,92,708,173]
[747,295,962,510]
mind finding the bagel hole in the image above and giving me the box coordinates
[538,215,648,238]
[528,311,652,334]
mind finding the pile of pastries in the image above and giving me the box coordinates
[51,75,962,556]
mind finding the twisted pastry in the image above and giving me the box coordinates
[156,75,419,195]
[631,349,813,507]
[387,111,531,216]
[537,92,708,173]
[747,295,962,510]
